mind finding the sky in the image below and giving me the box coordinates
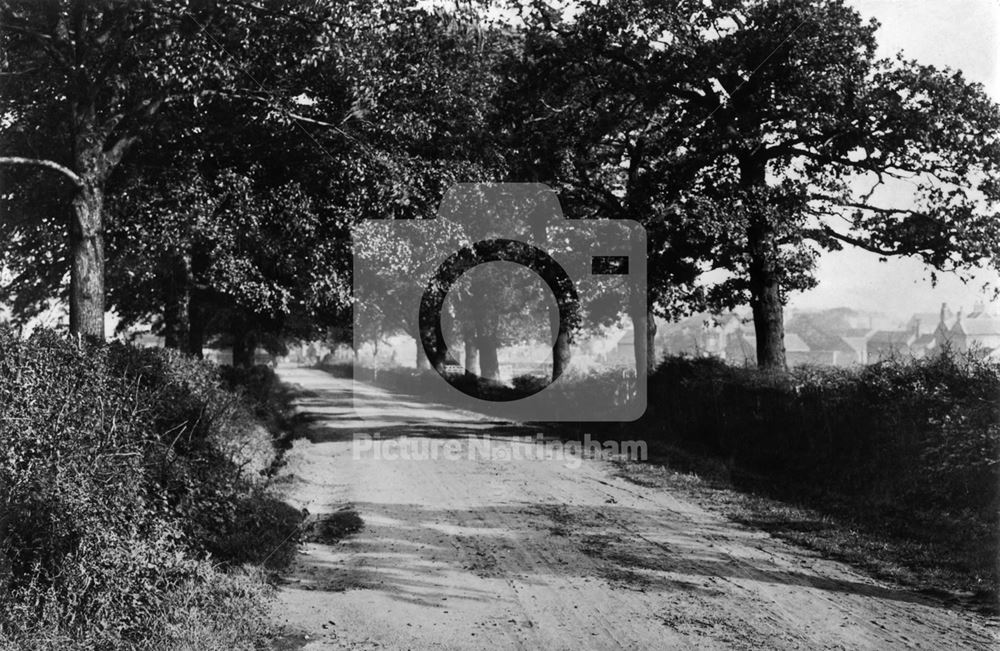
[789,0,1000,320]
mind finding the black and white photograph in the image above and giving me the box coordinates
[1,0,998,648]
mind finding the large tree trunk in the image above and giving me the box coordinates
[627,285,654,376]
[462,325,479,376]
[550,301,570,382]
[163,253,190,350]
[644,308,657,374]
[187,293,207,359]
[231,322,253,368]
[69,186,105,339]
[747,215,786,371]
[552,329,570,381]
[416,341,431,370]
[742,157,786,371]
[187,246,213,359]
[413,320,432,370]
[473,292,500,380]
[478,334,499,381]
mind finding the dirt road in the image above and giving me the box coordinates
[270,367,996,650]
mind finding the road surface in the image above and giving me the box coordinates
[269,366,996,650]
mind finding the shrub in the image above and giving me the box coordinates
[0,327,299,648]
[642,352,1000,515]
[632,351,1000,591]
[511,373,550,394]
[219,364,296,441]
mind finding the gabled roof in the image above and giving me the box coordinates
[910,308,959,334]
[741,332,809,352]
[784,333,810,352]
[967,301,998,319]
[795,329,856,353]
[954,317,1000,337]
[868,330,912,344]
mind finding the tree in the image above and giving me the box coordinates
[443,263,556,380]
[104,63,358,361]
[0,0,339,340]
[514,0,1000,370]
[108,160,355,362]
[340,2,521,369]
[497,4,718,372]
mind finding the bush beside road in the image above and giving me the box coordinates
[0,328,301,650]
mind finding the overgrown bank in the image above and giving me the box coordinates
[0,328,302,650]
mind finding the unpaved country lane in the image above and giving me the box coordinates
[269,366,997,650]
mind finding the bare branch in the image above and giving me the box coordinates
[102,135,138,171]
[820,225,918,257]
[0,156,84,189]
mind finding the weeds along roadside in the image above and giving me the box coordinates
[0,327,303,650]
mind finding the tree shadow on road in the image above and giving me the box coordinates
[287,499,947,613]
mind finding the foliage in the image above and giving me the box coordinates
[0,0,349,339]
[506,0,1000,367]
[104,39,358,352]
[345,3,522,366]
[627,351,1000,590]
[6,0,997,367]
[0,328,300,647]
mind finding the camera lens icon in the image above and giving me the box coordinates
[351,183,647,422]
[419,239,579,399]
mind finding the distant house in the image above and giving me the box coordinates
[867,328,917,361]
[783,332,816,365]
[658,312,745,359]
[910,332,938,358]
[840,328,874,365]
[869,303,950,361]
[909,304,956,339]
[946,308,1000,355]
[790,328,866,366]
[662,309,872,367]
[784,309,872,366]
[724,330,757,365]
[655,301,999,368]
[870,301,1000,361]
[726,331,823,367]
[601,327,636,367]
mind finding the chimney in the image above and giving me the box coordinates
[940,302,948,326]
[912,317,921,337]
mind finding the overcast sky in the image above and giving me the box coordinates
[790,0,1000,319]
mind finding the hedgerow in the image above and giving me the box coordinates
[645,352,1000,517]
[634,351,1000,593]
[0,327,300,649]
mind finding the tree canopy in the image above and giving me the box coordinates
[505,0,1000,368]
[2,0,998,371]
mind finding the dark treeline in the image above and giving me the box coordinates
[2,0,999,371]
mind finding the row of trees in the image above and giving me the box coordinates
[2,0,998,369]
